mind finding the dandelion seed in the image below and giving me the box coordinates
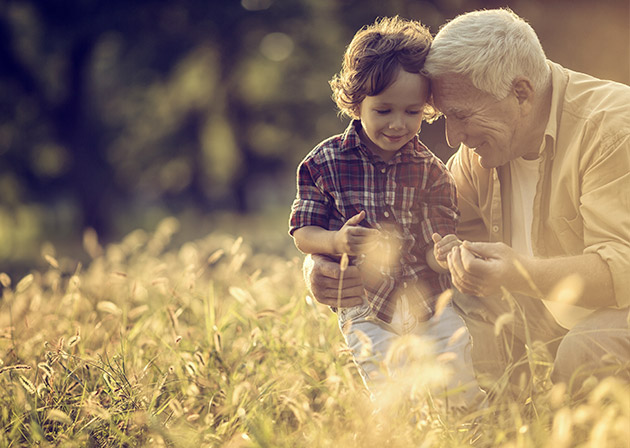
[37,383,49,397]
[44,254,59,269]
[97,301,122,316]
[340,253,349,271]
[18,375,36,394]
[69,275,81,289]
[551,407,573,446]
[185,362,197,376]
[434,289,453,319]
[175,335,183,344]
[230,236,244,255]
[16,274,34,293]
[214,332,222,354]
[46,409,72,425]
[68,335,81,348]
[494,312,514,336]
[436,351,457,363]
[229,253,247,272]
[186,413,200,422]
[337,253,349,310]
[129,305,149,320]
[103,373,115,391]
[0,364,31,374]
[37,362,54,377]
[83,227,103,258]
[0,273,11,288]
[229,287,255,306]
[207,249,225,265]
[194,351,205,366]
[447,326,467,346]
[84,403,111,420]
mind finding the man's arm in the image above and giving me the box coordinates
[302,254,365,307]
[447,241,616,308]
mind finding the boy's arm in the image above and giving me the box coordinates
[293,226,339,255]
[292,211,380,256]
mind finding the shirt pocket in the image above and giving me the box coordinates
[390,186,422,227]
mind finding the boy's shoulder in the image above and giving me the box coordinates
[302,125,361,164]
[406,136,446,163]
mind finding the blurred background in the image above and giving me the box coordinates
[1,0,628,278]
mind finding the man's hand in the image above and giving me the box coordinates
[432,233,462,270]
[447,240,528,297]
[333,211,380,256]
[303,254,365,307]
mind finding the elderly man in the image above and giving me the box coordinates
[305,8,630,392]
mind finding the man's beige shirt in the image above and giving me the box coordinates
[447,61,630,325]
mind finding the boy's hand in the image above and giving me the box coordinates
[334,211,380,256]
[432,233,461,270]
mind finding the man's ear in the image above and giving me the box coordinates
[512,78,534,105]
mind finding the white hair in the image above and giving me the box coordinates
[424,8,551,99]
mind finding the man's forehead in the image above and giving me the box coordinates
[431,75,483,111]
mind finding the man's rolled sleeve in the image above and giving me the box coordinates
[587,243,630,308]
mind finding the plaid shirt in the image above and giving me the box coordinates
[289,121,458,323]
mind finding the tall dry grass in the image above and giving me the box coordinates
[0,216,628,447]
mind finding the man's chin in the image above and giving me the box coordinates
[476,155,500,170]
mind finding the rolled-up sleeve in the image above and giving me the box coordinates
[288,159,331,235]
[581,133,630,308]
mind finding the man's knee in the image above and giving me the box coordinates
[552,308,630,387]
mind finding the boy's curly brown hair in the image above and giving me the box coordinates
[330,16,438,122]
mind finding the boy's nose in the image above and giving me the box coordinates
[388,115,404,129]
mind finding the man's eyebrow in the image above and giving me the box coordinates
[442,107,468,116]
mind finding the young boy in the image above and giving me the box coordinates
[288,17,482,410]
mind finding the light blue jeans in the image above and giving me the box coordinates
[338,296,485,411]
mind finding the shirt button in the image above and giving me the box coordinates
[384,211,390,218]
[492,225,499,233]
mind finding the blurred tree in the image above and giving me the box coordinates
[0,0,627,270]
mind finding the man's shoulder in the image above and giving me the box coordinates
[561,66,630,122]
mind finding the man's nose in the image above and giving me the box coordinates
[445,117,465,148]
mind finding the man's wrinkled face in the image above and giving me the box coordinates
[431,74,524,168]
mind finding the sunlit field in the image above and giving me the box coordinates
[1,216,628,447]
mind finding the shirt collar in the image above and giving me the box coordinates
[540,61,569,158]
[340,120,425,160]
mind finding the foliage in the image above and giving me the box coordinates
[1,0,627,247]
[0,218,628,447]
